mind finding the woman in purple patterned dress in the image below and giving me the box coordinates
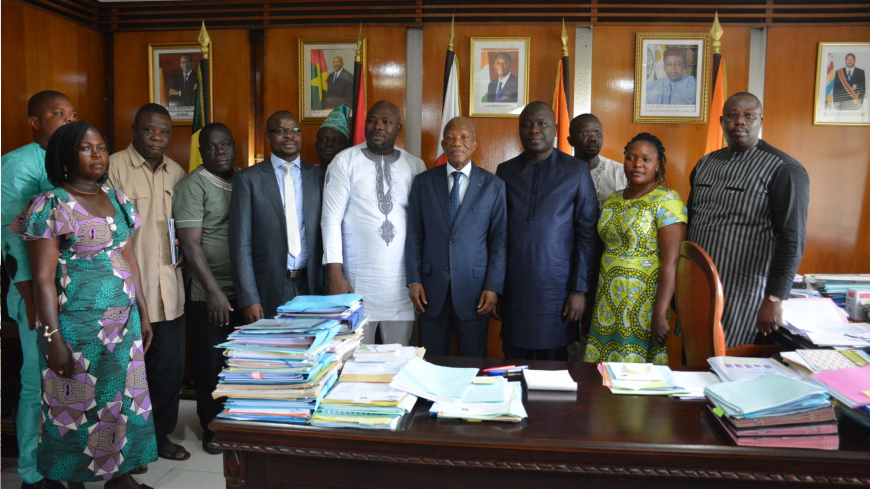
[11,122,157,489]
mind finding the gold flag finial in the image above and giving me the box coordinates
[355,23,363,63]
[710,12,724,55]
[448,15,455,52]
[198,21,211,60]
[561,18,569,57]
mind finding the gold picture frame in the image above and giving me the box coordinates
[148,42,213,126]
[469,37,530,118]
[633,33,710,124]
[813,42,870,126]
[299,38,367,123]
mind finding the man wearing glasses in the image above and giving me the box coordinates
[229,111,325,322]
[567,113,627,208]
[687,92,809,348]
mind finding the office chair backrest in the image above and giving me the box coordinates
[675,240,726,368]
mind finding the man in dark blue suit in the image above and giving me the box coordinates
[405,117,507,357]
[496,102,599,361]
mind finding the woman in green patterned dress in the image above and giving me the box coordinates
[11,122,157,489]
[584,133,687,365]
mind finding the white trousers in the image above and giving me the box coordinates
[361,320,415,346]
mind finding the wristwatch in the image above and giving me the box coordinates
[767,295,781,303]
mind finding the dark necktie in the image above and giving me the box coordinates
[449,171,462,224]
[495,81,503,102]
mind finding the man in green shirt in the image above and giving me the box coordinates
[172,123,240,455]
[1,90,76,489]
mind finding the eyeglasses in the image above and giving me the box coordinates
[268,127,302,136]
[577,131,603,139]
[723,111,761,122]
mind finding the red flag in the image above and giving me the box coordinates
[351,58,366,146]
[705,54,726,154]
[553,58,572,153]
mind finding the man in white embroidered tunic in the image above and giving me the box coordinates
[322,101,426,345]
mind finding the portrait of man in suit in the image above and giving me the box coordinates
[485,52,519,103]
[325,55,354,109]
[167,54,198,107]
[229,110,325,323]
[833,53,866,110]
[405,117,507,357]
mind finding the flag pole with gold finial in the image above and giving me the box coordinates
[705,12,727,154]
[351,23,366,144]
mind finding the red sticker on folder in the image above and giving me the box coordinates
[252,372,263,380]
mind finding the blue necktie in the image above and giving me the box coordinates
[495,81,503,102]
[449,171,462,224]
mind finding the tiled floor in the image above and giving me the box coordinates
[2,400,224,489]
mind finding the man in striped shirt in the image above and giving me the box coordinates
[687,92,809,347]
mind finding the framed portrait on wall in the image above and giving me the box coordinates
[633,33,709,124]
[469,37,530,118]
[813,42,870,126]
[149,42,213,125]
[299,39,367,123]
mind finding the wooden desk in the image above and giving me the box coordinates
[210,357,870,488]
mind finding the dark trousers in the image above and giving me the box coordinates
[502,342,568,361]
[187,299,245,433]
[144,314,186,447]
[421,287,489,358]
[280,273,310,304]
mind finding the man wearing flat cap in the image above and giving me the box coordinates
[646,47,697,105]
[315,104,351,168]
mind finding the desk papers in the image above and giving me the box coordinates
[599,363,690,396]
[522,369,577,391]
[669,371,721,400]
[390,357,479,403]
[430,381,527,423]
[707,357,798,383]
[704,374,830,418]
[811,366,870,408]
[781,298,870,348]
[339,346,424,383]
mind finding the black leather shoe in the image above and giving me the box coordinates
[22,480,67,489]
[202,429,222,455]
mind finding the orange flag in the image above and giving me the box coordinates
[704,55,726,155]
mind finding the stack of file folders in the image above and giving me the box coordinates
[309,344,424,429]
[309,382,417,430]
[277,294,368,363]
[598,363,692,396]
[339,344,425,383]
[213,309,343,424]
[390,357,528,423]
[704,373,838,449]
[780,349,870,430]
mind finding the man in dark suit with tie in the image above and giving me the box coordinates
[485,52,519,103]
[405,117,507,357]
[833,53,865,110]
[168,54,198,107]
[229,111,325,323]
[325,56,354,109]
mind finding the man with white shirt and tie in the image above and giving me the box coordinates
[833,53,865,110]
[486,53,519,103]
[325,55,354,109]
[229,111,325,322]
[168,54,198,107]
[405,117,507,357]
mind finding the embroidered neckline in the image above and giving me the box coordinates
[200,167,233,191]
[361,147,400,165]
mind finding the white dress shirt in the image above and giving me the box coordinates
[270,153,308,270]
[446,160,474,205]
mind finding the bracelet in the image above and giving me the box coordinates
[43,328,60,342]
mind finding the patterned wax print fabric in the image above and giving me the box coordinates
[584,187,687,365]
[9,187,157,482]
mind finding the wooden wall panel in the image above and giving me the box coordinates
[591,25,752,200]
[263,27,408,165]
[112,29,252,171]
[764,26,870,274]
[1,1,106,155]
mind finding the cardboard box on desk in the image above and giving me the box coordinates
[845,288,870,321]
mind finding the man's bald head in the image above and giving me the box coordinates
[723,92,763,114]
[519,102,557,161]
[444,117,476,139]
[721,92,763,152]
[266,110,299,129]
[364,100,403,155]
[521,101,555,121]
[568,113,604,162]
[27,90,77,148]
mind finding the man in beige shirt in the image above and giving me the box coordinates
[107,103,189,462]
